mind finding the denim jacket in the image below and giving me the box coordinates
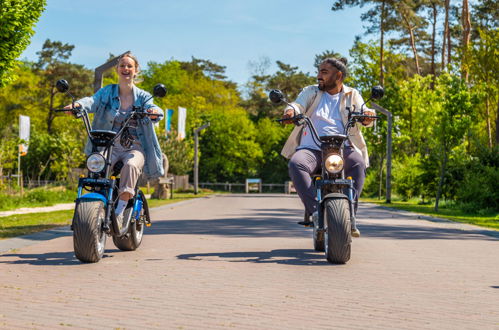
[281,85,374,167]
[77,84,165,178]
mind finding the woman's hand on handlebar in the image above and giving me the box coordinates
[362,109,376,125]
[62,102,81,114]
[146,108,160,120]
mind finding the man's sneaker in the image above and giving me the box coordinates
[298,211,314,227]
[351,226,361,238]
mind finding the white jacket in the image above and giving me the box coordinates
[281,84,374,167]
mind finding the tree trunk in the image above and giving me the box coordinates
[461,0,471,82]
[47,88,56,134]
[401,13,421,75]
[441,0,449,70]
[496,99,499,146]
[431,2,437,80]
[446,0,452,67]
[435,146,448,212]
[379,0,386,86]
[486,96,492,148]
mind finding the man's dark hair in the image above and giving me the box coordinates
[320,57,348,80]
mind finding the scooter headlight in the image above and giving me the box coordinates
[86,153,106,173]
[325,154,344,174]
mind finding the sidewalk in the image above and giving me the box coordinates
[0,203,75,217]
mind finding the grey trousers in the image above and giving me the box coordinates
[288,147,366,216]
[110,144,145,197]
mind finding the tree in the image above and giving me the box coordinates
[34,39,93,133]
[433,73,475,211]
[468,28,499,147]
[331,0,405,85]
[0,0,46,86]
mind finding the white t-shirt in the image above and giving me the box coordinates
[298,91,345,151]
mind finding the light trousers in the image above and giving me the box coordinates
[110,144,145,197]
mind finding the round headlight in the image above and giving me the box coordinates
[325,154,344,174]
[86,153,106,173]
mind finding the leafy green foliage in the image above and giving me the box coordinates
[0,0,46,86]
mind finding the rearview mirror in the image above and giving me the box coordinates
[56,79,69,93]
[153,84,167,98]
[269,89,285,104]
[371,85,384,100]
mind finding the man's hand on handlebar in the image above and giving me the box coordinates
[362,109,376,126]
[281,109,296,125]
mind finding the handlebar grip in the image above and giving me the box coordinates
[54,109,70,113]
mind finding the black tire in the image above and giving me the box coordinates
[313,213,325,252]
[324,199,351,264]
[73,200,107,263]
[112,195,145,251]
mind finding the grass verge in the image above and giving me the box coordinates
[0,191,214,240]
[362,198,499,230]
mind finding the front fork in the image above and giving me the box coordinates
[315,179,357,232]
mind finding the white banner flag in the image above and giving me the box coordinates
[19,115,30,156]
[178,106,187,140]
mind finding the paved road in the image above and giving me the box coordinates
[1,194,498,329]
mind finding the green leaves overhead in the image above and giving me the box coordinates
[0,0,46,87]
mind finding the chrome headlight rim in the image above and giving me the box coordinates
[86,153,106,173]
[324,154,344,174]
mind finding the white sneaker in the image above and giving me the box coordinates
[116,213,124,231]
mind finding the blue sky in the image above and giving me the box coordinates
[20,0,370,87]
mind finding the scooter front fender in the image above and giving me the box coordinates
[76,192,108,205]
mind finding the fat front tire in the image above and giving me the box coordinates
[73,200,107,263]
[324,199,351,264]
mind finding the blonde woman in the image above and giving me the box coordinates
[65,53,164,224]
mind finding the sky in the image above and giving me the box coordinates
[20,0,371,88]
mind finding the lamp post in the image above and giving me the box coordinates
[193,122,210,194]
[371,102,393,203]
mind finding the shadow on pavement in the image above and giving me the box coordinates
[361,206,499,240]
[0,250,118,266]
[0,251,80,266]
[177,249,335,266]
[149,208,311,238]
[150,206,497,241]
[360,223,499,241]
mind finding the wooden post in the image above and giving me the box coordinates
[371,102,392,203]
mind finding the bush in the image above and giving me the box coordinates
[393,154,424,201]
[456,164,499,213]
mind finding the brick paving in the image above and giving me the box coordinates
[0,194,498,329]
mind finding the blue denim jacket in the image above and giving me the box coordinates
[77,84,165,178]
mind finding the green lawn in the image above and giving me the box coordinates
[0,191,214,240]
[362,198,499,230]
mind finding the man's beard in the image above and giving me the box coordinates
[318,80,337,91]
